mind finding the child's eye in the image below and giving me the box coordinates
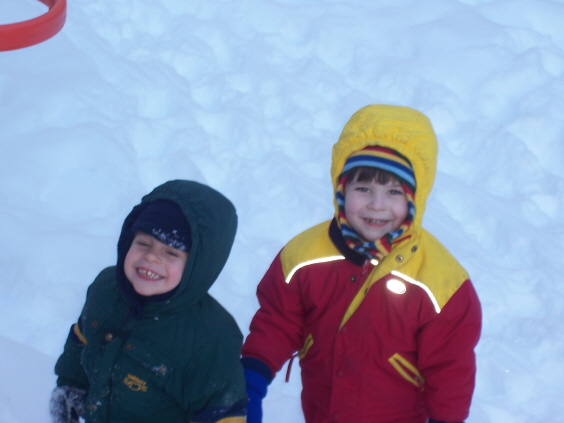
[355,186,370,193]
[166,250,180,258]
[389,189,404,195]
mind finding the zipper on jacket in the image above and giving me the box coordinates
[362,260,369,277]
[361,259,377,277]
[359,259,379,284]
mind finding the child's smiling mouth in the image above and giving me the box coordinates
[137,268,163,281]
[364,218,388,225]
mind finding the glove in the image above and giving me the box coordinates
[244,368,268,423]
[49,385,86,423]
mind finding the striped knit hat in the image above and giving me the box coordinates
[336,146,416,260]
[340,146,415,192]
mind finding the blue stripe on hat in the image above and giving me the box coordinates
[341,147,415,191]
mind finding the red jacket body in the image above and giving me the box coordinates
[242,220,481,423]
[243,105,482,423]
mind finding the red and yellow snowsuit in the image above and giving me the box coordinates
[242,105,482,423]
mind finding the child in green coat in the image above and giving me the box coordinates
[50,180,247,423]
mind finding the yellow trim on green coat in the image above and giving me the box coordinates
[210,417,246,423]
[73,322,88,346]
[190,418,245,423]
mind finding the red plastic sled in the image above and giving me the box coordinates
[0,0,67,51]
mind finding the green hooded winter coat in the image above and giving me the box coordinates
[54,180,247,423]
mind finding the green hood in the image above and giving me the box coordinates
[116,180,237,312]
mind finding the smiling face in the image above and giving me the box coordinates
[124,232,189,296]
[344,174,409,243]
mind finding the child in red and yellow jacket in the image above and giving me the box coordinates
[242,105,482,423]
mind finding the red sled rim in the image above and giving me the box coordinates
[0,0,67,51]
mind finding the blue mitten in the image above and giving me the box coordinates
[245,368,268,423]
[241,357,272,423]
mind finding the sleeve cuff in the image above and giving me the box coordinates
[241,357,273,384]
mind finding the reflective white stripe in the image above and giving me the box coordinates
[390,270,441,313]
[386,279,407,294]
[285,256,345,283]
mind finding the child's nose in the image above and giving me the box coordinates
[368,194,385,209]
[144,249,161,262]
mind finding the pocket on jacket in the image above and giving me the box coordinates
[110,338,180,418]
[388,353,425,390]
[299,333,314,359]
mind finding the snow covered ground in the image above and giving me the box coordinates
[1,0,563,422]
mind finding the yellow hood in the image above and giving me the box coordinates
[331,105,438,233]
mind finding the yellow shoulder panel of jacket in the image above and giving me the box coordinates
[404,230,470,309]
[280,220,345,283]
[397,229,469,311]
[340,229,469,329]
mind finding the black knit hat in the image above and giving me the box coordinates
[131,200,192,252]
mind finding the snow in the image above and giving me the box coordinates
[1,0,563,422]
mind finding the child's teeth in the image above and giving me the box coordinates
[368,219,384,224]
[139,269,160,279]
